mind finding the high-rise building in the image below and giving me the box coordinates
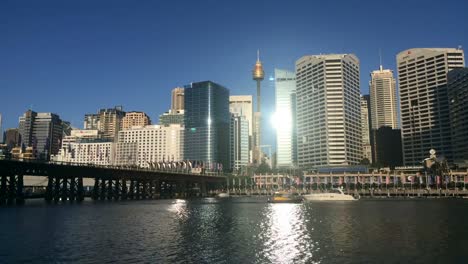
[184,81,230,171]
[397,48,465,165]
[171,87,185,112]
[252,51,265,164]
[361,95,372,163]
[18,110,64,160]
[296,54,361,167]
[84,114,100,130]
[4,128,21,151]
[371,126,403,168]
[115,124,184,167]
[230,113,249,172]
[369,65,398,129]
[121,111,151,130]
[229,95,253,162]
[274,69,297,168]
[448,68,468,168]
[159,110,185,126]
[84,106,126,141]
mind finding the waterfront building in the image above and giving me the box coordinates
[121,111,151,130]
[448,68,468,168]
[84,106,125,141]
[397,48,465,165]
[4,128,21,151]
[54,139,114,166]
[184,81,230,171]
[159,110,185,126]
[115,124,184,168]
[252,51,265,164]
[369,65,398,129]
[230,113,249,172]
[171,87,185,112]
[274,69,297,168]
[18,110,64,160]
[296,54,362,167]
[371,126,403,168]
[361,95,373,164]
[229,95,253,163]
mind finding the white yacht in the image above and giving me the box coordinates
[302,188,357,201]
[217,193,230,198]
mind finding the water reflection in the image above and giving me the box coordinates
[259,204,317,264]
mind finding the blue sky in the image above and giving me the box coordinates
[1,0,467,149]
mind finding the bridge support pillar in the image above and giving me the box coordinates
[100,178,106,201]
[107,179,113,200]
[77,177,84,202]
[129,180,135,200]
[121,179,127,200]
[16,175,24,205]
[0,175,6,205]
[200,180,207,197]
[136,180,141,200]
[92,177,99,200]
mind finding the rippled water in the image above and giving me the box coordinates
[1,198,467,263]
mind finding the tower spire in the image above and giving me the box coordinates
[379,48,383,71]
[257,49,260,62]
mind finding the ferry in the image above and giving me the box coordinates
[302,188,357,201]
[268,191,303,203]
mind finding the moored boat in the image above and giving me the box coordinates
[303,188,357,201]
[217,193,230,198]
[268,191,302,203]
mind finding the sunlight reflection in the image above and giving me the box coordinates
[261,204,317,264]
[167,199,189,220]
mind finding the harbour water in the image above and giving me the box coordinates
[1,198,467,263]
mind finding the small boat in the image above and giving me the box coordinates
[217,193,230,198]
[268,191,302,203]
[303,188,357,201]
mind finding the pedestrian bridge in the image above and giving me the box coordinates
[0,159,226,205]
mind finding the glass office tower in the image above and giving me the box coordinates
[184,81,230,171]
[274,69,297,168]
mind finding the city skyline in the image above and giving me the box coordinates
[2,0,467,150]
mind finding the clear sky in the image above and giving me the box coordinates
[1,0,467,150]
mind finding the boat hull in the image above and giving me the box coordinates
[303,194,356,201]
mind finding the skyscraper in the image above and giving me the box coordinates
[121,111,151,130]
[252,50,265,164]
[296,54,361,167]
[229,95,253,162]
[230,113,249,172]
[184,81,230,171]
[397,48,465,165]
[171,87,185,112]
[4,128,20,151]
[369,65,398,129]
[448,68,468,168]
[84,106,126,141]
[361,95,372,163]
[274,69,297,168]
[18,110,64,160]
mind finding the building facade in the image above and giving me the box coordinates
[369,65,398,129]
[115,124,184,168]
[184,81,230,171]
[230,113,249,172]
[54,140,114,166]
[171,87,185,112]
[4,128,21,151]
[274,69,297,168]
[296,54,362,167]
[18,110,64,160]
[448,68,468,168]
[121,111,151,130]
[159,110,185,126]
[229,95,253,163]
[84,106,125,141]
[397,48,465,165]
[361,95,372,163]
[371,126,403,168]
